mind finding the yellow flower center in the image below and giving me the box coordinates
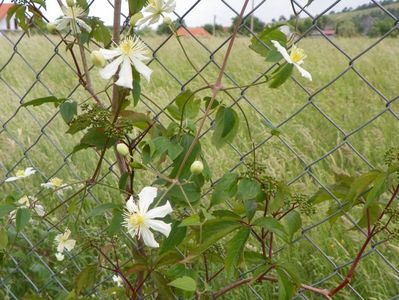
[129,213,145,227]
[290,45,307,64]
[16,170,25,177]
[50,177,63,187]
[120,38,135,55]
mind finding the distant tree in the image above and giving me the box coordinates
[368,17,397,37]
[296,18,313,33]
[156,20,185,35]
[203,23,224,35]
[230,15,265,34]
[278,15,287,22]
[336,20,358,37]
[317,15,333,29]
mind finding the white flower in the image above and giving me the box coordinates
[271,40,312,81]
[55,252,65,261]
[123,187,172,248]
[41,177,69,190]
[5,167,36,182]
[9,196,45,220]
[112,275,123,287]
[99,36,152,89]
[54,4,91,35]
[55,228,76,253]
[136,0,176,27]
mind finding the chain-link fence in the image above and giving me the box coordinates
[0,0,399,299]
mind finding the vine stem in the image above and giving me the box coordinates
[174,0,251,180]
[212,275,331,299]
[329,184,399,297]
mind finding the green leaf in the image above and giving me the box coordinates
[151,271,175,300]
[179,215,201,227]
[225,227,251,278]
[60,100,78,124]
[237,178,261,201]
[22,96,64,107]
[0,228,8,250]
[0,204,16,218]
[277,268,296,300]
[365,172,388,206]
[167,140,183,160]
[211,173,238,206]
[347,170,382,204]
[183,219,241,262]
[249,24,287,57]
[212,106,239,147]
[89,203,119,217]
[358,202,382,228]
[108,211,123,235]
[119,110,151,130]
[75,264,97,295]
[168,276,197,292]
[79,128,117,150]
[128,0,148,14]
[132,69,141,106]
[253,217,288,240]
[244,200,257,221]
[87,17,111,45]
[16,208,31,232]
[119,172,129,191]
[285,211,302,241]
[269,64,294,88]
[160,221,187,254]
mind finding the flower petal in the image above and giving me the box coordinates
[115,57,133,89]
[99,48,122,60]
[147,219,171,237]
[165,0,176,12]
[55,253,65,261]
[24,167,36,176]
[271,40,292,64]
[34,205,45,217]
[54,18,70,31]
[136,15,154,27]
[126,196,138,213]
[64,239,76,252]
[99,56,123,80]
[140,227,159,248]
[76,18,92,32]
[138,187,157,214]
[57,243,65,253]
[295,64,312,81]
[5,176,20,182]
[146,201,172,219]
[132,57,152,82]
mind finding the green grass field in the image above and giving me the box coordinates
[0,34,399,299]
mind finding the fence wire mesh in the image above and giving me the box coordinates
[0,0,398,299]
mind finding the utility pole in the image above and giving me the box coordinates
[250,0,254,32]
[213,15,216,36]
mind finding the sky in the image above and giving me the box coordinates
[4,0,374,26]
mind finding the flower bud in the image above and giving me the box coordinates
[90,50,106,68]
[116,143,129,156]
[163,16,172,25]
[190,160,204,175]
[130,12,143,26]
[47,23,57,33]
[66,0,75,7]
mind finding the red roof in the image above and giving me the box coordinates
[177,27,211,37]
[322,29,336,36]
[0,3,14,20]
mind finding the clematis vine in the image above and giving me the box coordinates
[41,177,70,191]
[55,228,76,261]
[99,36,152,89]
[136,0,176,27]
[9,196,45,220]
[123,187,172,248]
[54,3,91,35]
[5,167,36,182]
[271,40,312,81]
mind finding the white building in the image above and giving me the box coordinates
[0,3,19,31]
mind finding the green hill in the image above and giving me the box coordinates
[291,1,399,37]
